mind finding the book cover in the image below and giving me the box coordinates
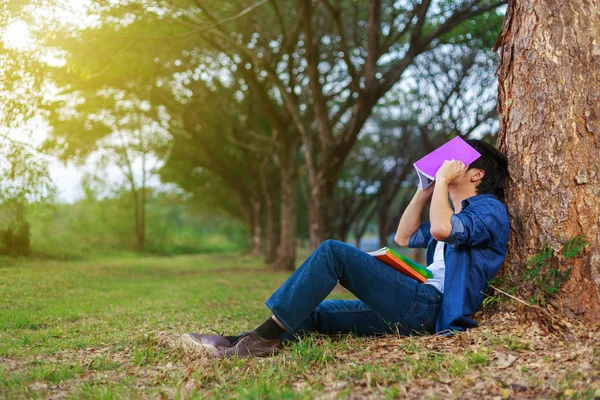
[388,248,432,279]
[413,136,482,190]
[367,247,431,283]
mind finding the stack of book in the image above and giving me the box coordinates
[367,247,432,283]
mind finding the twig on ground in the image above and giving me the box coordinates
[488,284,537,309]
[486,285,567,333]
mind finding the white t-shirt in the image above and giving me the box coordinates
[424,241,446,293]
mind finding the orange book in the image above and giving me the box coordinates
[367,248,428,283]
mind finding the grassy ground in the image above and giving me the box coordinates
[0,253,598,399]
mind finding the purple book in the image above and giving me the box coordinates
[413,137,482,190]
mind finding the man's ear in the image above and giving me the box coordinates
[471,169,485,182]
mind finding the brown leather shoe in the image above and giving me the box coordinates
[181,333,232,354]
[212,331,282,359]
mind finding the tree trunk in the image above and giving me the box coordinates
[249,200,262,257]
[139,187,146,252]
[131,187,144,252]
[379,188,412,248]
[377,204,390,249]
[337,223,350,244]
[263,199,279,264]
[264,208,280,264]
[496,0,600,320]
[354,218,362,249]
[271,136,297,271]
[355,202,378,249]
[308,175,334,250]
[260,160,278,264]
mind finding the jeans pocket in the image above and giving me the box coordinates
[404,302,439,335]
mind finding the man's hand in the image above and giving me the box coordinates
[418,183,435,199]
[436,160,467,184]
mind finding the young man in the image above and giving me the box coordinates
[184,139,510,358]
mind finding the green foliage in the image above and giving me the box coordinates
[521,236,588,305]
[27,192,248,259]
[482,276,516,309]
[0,142,55,203]
[561,235,589,258]
[436,3,506,49]
[481,293,502,309]
[522,243,568,298]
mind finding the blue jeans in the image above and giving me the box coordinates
[265,240,443,341]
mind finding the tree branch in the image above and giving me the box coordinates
[322,0,360,92]
[300,0,332,152]
[365,0,381,88]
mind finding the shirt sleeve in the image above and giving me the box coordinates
[408,222,432,248]
[444,207,492,247]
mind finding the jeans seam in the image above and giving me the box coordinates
[404,302,438,334]
[316,309,375,314]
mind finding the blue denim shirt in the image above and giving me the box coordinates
[408,193,510,333]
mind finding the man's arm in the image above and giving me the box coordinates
[394,187,433,247]
[430,160,468,241]
[429,178,454,241]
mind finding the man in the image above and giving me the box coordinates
[184,139,510,358]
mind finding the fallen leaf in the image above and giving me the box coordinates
[492,351,518,369]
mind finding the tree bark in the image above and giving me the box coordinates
[271,135,298,271]
[496,0,600,320]
[249,200,263,257]
[377,205,391,249]
[354,218,362,249]
[307,174,335,249]
[264,204,279,263]
[130,187,145,252]
[260,159,278,263]
[139,187,146,252]
[337,224,350,244]
[355,203,378,249]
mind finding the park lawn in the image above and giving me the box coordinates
[0,254,598,399]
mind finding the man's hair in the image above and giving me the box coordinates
[466,139,508,201]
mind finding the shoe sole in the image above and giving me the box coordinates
[179,334,218,355]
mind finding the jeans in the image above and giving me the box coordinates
[265,240,443,341]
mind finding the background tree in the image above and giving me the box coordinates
[44,91,170,252]
[160,79,284,261]
[496,0,600,319]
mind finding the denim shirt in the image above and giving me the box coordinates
[408,193,510,333]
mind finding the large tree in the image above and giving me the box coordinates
[160,79,285,261]
[43,90,170,252]
[496,0,600,320]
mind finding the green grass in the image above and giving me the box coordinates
[0,253,598,399]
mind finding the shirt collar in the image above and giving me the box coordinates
[461,193,497,209]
